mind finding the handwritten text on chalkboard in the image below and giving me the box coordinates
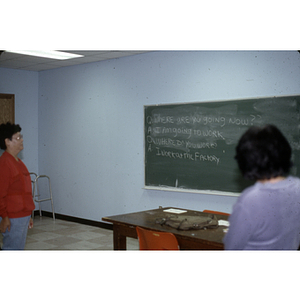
[146,104,264,167]
[144,96,300,194]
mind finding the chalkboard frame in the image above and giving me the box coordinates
[144,95,300,196]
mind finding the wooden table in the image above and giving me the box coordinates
[102,207,228,250]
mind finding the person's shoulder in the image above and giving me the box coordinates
[237,183,264,207]
[285,176,300,188]
[0,151,8,163]
[0,151,12,162]
[0,153,11,172]
[240,183,260,197]
[0,152,16,169]
[287,175,300,182]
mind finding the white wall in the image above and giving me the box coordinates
[37,51,300,221]
[2,51,300,222]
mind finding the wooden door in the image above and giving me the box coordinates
[0,94,15,124]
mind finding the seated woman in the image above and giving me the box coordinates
[224,124,300,250]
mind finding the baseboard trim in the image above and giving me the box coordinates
[33,210,113,230]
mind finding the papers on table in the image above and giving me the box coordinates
[218,220,230,227]
[163,208,187,214]
[163,208,230,228]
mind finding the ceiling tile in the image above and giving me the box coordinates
[0,51,151,71]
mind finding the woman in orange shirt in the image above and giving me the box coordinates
[0,122,35,250]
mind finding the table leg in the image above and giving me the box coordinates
[113,224,127,250]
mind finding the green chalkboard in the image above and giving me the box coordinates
[144,95,300,195]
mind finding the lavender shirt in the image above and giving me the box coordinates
[224,176,300,250]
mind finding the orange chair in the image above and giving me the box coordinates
[203,209,230,216]
[136,226,180,250]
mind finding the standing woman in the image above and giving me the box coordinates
[0,122,35,250]
[224,124,300,250]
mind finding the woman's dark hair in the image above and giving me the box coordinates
[0,122,22,150]
[235,124,292,180]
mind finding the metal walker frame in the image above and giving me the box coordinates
[30,173,55,220]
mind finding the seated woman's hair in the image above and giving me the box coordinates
[235,124,293,180]
[0,122,22,150]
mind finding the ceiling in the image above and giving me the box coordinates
[0,50,151,72]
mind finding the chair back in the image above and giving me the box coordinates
[136,226,179,250]
[203,209,230,216]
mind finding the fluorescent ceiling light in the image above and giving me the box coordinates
[5,50,83,60]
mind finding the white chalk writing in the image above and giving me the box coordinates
[145,107,267,167]
[155,147,220,165]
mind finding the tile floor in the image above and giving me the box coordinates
[1,216,139,250]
